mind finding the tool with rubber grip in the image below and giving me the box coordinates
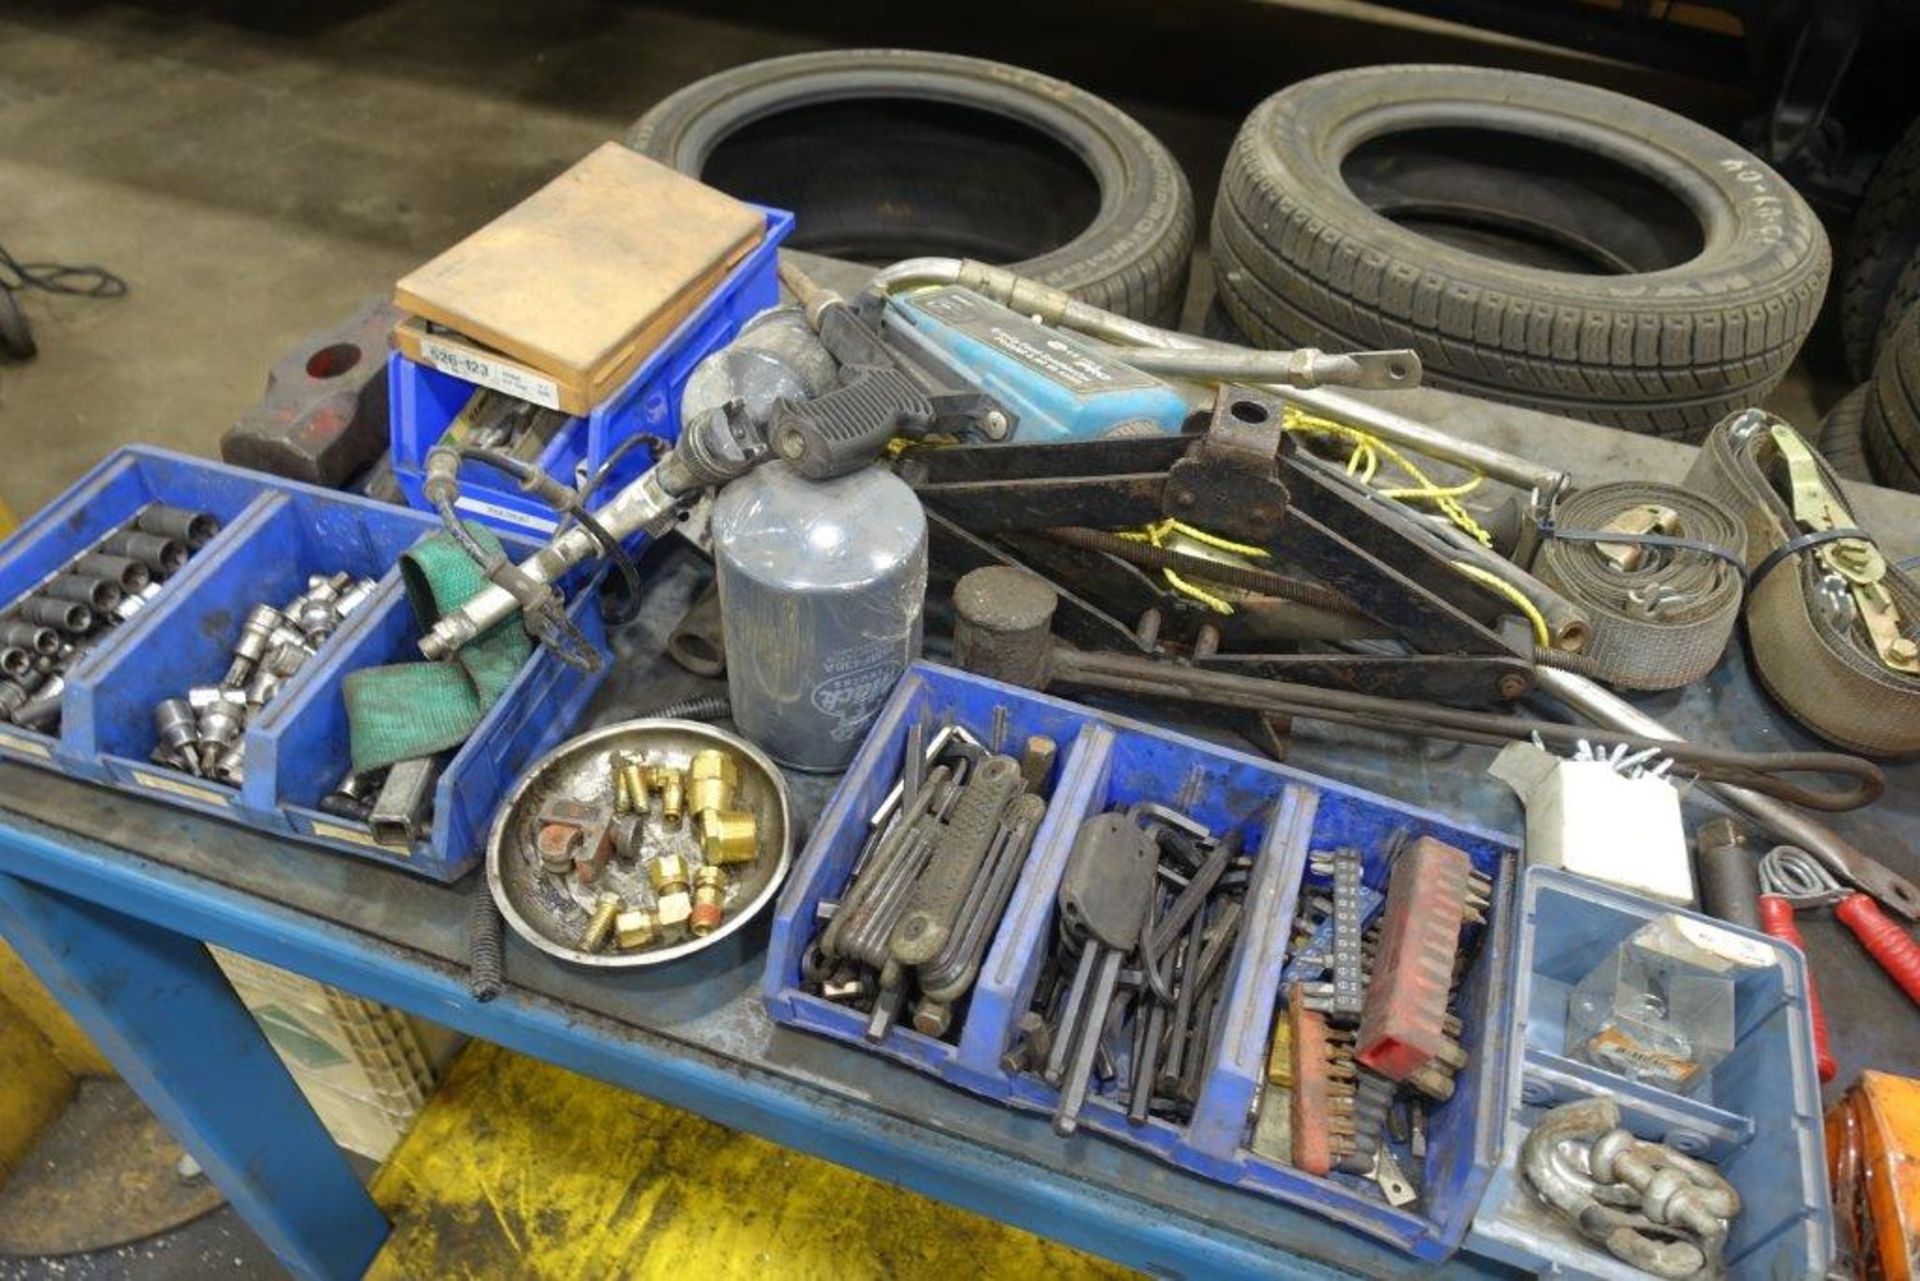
[920,793,1047,1002]
[770,366,933,480]
[1757,895,1838,1082]
[890,754,1022,966]
[1834,893,1920,1006]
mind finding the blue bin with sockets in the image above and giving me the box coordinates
[388,205,794,539]
[1468,868,1834,1279]
[764,661,1521,1258]
[0,446,607,882]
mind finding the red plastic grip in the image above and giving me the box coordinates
[1835,893,1920,1007]
[1759,895,1838,1083]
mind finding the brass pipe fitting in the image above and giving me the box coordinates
[699,809,759,866]
[687,749,740,815]
[647,765,686,826]
[614,905,659,950]
[690,865,728,936]
[581,893,621,953]
[618,753,650,815]
[649,852,692,930]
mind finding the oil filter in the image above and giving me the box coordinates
[712,461,926,770]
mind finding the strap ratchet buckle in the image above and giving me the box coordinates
[1770,424,1919,674]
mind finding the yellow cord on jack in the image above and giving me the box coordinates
[1116,518,1270,615]
[1450,560,1550,647]
[1280,408,1493,547]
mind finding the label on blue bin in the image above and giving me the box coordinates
[416,333,563,410]
[310,819,394,853]
[130,769,231,809]
[0,731,51,761]
[455,494,557,534]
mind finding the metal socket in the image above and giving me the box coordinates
[225,604,286,686]
[13,679,63,730]
[294,598,337,639]
[209,743,246,786]
[134,505,220,551]
[45,573,122,612]
[19,596,92,633]
[195,702,244,773]
[244,667,280,711]
[153,698,198,758]
[0,647,28,679]
[75,553,151,593]
[263,640,313,679]
[0,679,30,721]
[0,620,60,655]
[101,529,187,575]
[334,579,376,618]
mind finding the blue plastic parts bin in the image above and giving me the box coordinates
[1468,867,1834,1279]
[0,446,607,882]
[764,661,1521,1258]
[389,205,794,539]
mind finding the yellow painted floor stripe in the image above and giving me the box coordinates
[368,1041,1139,1280]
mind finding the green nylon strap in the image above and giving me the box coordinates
[343,523,532,774]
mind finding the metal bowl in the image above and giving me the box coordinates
[486,719,793,968]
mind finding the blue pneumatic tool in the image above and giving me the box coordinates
[767,263,1420,480]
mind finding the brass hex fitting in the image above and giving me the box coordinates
[699,809,759,866]
[614,906,659,951]
[648,852,690,894]
[687,749,739,815]
[580,893,621,953]
[648,852,692,930]
[646,765,685,826]
[690,865,728,937]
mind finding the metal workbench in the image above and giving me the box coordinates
[0,397,1915,1280]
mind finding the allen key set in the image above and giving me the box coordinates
[1009,802,1252,1137]
[802,713,1056,1043]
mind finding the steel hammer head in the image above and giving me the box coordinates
[951,566,1059,689]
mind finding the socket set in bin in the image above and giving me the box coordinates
[151,573,378,784]
[0,445,278,775]
[765,662,1522,1261]
[0,503,220,733]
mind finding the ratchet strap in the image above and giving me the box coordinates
[1530,482,1746,691]
[1686,412,1920,755]
[342,523,533,774]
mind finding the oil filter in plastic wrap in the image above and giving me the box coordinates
[712,461,926,770]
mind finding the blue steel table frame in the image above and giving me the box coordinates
[0,788,1479,1281]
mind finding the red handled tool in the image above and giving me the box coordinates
[1832,893,1920,1005]
[1759,844,1920,1086]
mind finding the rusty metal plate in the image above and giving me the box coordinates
[486,719,792,968]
